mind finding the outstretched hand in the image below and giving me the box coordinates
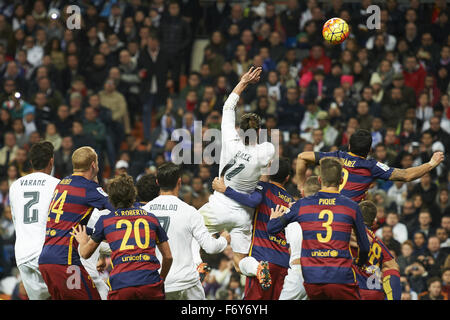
[240,66,262,85]
[429,151,444,168]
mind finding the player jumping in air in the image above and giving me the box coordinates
[72,174,173,300]
[198,66,276,277]
[268,157,370,300]
[296,129,445,202]
[350,200,401,300]
[38,146,113,300]
[9,142,60,300]
[212,158,296,297]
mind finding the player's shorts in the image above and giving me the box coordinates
[243,262,288,300]
[165,281,206,300]
[39,264,101,300]
[279,265,308,300]
[359,288,385,300]
[199,201,253,254]
[108,280,165,300]
[79,247,109,300]
[17,256,50,300]
[304,282,361,300]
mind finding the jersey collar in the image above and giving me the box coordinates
[318,189,340,194]
[348,152,365,159]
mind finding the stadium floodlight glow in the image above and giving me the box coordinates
[14,92,21,99]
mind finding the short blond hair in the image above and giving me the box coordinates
[304,176,320,197]
[72,146,97,172]
[319,157,342,187]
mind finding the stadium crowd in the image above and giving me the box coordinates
[0,0,449,300]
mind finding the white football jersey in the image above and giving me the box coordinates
[9,172,60,266]
[212,93,275,211]
[285,222,303,267]
[142,195,227,293]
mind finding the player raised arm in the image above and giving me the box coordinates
[212,177,264,208]
[222,67,262,138]
[388,151,444,182]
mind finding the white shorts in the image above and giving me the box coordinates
[279,265,308,300]
[165,281,205,300]
[198,201,253,254]
[79,247,110,300]
[17,256,50,300]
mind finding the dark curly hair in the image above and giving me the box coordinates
[239,113,261,145]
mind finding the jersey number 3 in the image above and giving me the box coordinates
[317,209,334,243]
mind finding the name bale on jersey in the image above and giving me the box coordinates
[235,151,251,162]
[20,179,46,186]
[146,203,178,211]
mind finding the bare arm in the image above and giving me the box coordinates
[389,151,444,182]
[297,151,316,163]
[231,66,262,96]
[296,158,308,192]
[156,241,173,280]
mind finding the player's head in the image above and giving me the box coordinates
[72,146,98,178]
[303,176,320,197]
[136,173,160,202]
[349,129,372,158]
[269,157,291,186]
[359,200,377,227]
[29,141,54,172]
[107,173,136,209]
[157,162,181,192]
[239,113,261,145]
[318,157,343,188]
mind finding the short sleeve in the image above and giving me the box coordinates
[86,184,114,211]
[91,215,106,243]
[370,161,394,180]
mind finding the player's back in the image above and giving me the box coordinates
[315,151,393,202]
[94,206,163,291]
[9,172,60,266]
[212,141,275,212]
[294,191,361,284]
[250,182,292,269]
[142,195,200,292]
[351,228,394,295]
[39,174,111,266]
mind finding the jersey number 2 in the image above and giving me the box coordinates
[23,191,39,224]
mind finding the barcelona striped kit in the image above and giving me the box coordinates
[267,190,370,284]
[39,174,113,266]
[351,228,395,294]
[91,206,168,291]
[249,182,293,269]
[315,151,394,202]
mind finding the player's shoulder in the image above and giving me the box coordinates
[336,193,359,209]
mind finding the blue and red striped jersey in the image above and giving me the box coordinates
[315,151,394,202]
[39,175,113,266]
[249,182,292,269]
[91,206,168,291]
[351,228,394,293]
[267,190,370,284]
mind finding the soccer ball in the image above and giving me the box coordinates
[322,17,349,45]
